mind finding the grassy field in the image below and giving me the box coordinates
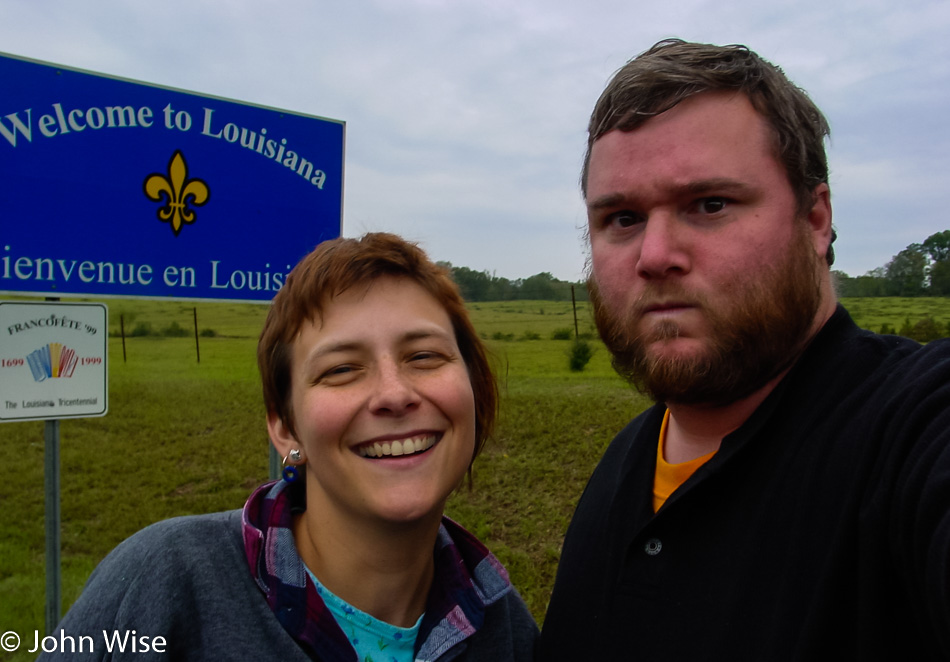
[0,295,947,660]
[838,296,950,334]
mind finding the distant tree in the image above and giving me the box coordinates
[831,268,887,297]
[931,260,950,296]
[443,262,595,302]
[518,272,559,300]
[834,271,887,297]
[450,266,494,301]
[922,230,950,296]
[858,275,887,297]
[884,245,928,296]
[833,271,854,296]
[487,275,516,301]
[922,230,950,263]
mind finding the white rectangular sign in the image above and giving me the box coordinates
[0,301,108,421]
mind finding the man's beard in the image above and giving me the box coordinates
[590,224,823,407]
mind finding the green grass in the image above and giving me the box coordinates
[0,295,946,660]
[840,296,950,334]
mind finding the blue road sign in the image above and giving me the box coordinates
[0,53,344,302]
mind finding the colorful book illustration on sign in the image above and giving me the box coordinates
[27,343,78,382]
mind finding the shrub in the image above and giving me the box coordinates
[199,328,217,338]
[879,323,895,335]
[568,338,594,372]
[551,328,573,340]
[130,322,153,337]
[896,315,947,343]
[161,321,190,337]
[910,316,945,343]
[898,317,914,338]
[491,331,515,341]
[520,330,542,341]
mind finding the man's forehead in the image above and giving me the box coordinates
[586,95,778,194]
[596,91,763,144]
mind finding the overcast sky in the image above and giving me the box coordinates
[2,0,948,281]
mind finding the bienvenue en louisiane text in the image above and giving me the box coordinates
[1,247,291,293]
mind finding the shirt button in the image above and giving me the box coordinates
[644,538,662,556]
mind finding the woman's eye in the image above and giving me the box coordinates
[316,365,359,384]
[409,351,447,367]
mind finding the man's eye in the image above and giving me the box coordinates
[607,212,642,228]
[697,198,728,214]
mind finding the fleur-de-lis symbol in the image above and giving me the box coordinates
[143,150,210,236]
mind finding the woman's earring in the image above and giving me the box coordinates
[282,448,303,483]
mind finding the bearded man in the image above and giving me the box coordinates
[539,39,950,661]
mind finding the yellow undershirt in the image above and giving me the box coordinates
[653,409,717,513]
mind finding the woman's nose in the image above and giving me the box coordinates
[368,361,420,415]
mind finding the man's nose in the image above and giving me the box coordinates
[636,213,689,279]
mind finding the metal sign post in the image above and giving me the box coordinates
[44,418,60,634]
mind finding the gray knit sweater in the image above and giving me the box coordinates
[37,509,538,660]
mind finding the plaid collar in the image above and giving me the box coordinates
[242,480,513,661]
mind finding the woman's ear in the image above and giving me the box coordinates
[267,411,298,460]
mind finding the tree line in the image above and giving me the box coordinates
[835,230,950,297]
[437,262,588,302]
[441,228,950,303]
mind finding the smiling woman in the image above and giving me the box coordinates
[268,276,478,547]
[38,233,539,662]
